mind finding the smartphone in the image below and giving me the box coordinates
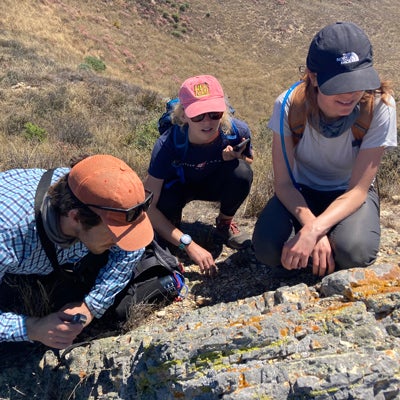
[71,313,87,325]
[233,138,250,152]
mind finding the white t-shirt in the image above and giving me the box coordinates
[268,90,397,191]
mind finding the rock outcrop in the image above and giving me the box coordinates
[1,263,399,400]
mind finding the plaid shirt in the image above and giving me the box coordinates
[0,167,144,342]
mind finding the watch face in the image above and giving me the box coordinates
[180,234,192,245]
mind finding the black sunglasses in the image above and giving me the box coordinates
[190,111,224,123]
[85,190,153,223]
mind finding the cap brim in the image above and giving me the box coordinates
[184,97,226,118]
[103,212,154,251]
[318,66,381,95]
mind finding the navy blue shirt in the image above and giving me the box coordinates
[148,118,252,185]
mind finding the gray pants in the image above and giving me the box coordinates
[252,185,380,270]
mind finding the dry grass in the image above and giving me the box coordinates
[0,0,399,215]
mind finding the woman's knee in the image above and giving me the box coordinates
[252,197,292,267]
[225,160,253,187]
[332,235,379,269]
[252,229,282,267]
[331,190,380,269]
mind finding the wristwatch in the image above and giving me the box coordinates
[179,234,192,250]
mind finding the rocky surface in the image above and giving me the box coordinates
[0,201,399,400]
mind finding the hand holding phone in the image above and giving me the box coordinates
[233,138,250,152]
[71,313,87,325]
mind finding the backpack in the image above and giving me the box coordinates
[113,239,187,318]
[158,98,180,135]
[280,81,375,190]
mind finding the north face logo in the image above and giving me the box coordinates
[337,52,359,65]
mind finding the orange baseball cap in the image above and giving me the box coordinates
[68,154,154,251]
[178,75,226,118]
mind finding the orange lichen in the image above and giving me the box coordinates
[280,328,289,337]
[347,268,400,299]
[238,372,251,389]
[311,325,320,332]
[229,316,263,332]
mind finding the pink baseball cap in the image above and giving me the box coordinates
[178,75,226,118]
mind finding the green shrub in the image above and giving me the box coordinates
[123,119,159,152]
[171,30,182,38]
[80,56,106,72]
[23,122,47,142]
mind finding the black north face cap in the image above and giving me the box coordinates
[306,22,381,95]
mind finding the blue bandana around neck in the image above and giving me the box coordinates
[313,104,360,139]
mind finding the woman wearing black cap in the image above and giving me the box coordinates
[253,22,397,277]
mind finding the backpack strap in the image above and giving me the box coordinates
[287,81,307,145]
[280,81,303,191]
[34,169,60,268]
[351,95,375,146]
[164,125,188,189]
[172,124,189,161]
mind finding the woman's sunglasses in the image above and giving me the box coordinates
[85,190,153,223]
[190,111,224,123]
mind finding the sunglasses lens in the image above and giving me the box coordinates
[125,192,153,222]
[126,207,142,223]
[190,112,223,122]
[209,112,223,120]
[191,113,205,122]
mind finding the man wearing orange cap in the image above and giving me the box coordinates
[0,155,154,349]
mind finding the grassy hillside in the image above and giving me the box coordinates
[0,0,399,214]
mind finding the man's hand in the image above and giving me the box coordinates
[59,301,93,327]
[26,313,84,349]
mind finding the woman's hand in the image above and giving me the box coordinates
[185,242,218,276]
[222,138,251,162]
[281,230,315,271]
[281,230,335,276]
[310,235,335,276]
[222,144,244,161]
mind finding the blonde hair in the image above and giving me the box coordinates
[171,99,234,134]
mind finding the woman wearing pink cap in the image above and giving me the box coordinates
[144,75,254,275]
